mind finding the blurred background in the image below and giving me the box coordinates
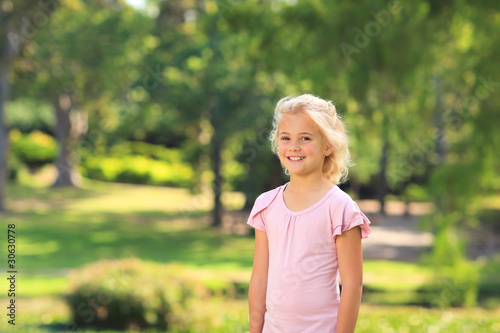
[0,0,499,332]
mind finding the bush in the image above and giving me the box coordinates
[9,129,58,169]
[79,141,195,187]
[109,141,185,163]
[80,154,194,187]
[64,258,209,331]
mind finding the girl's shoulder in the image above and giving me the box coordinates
[248,184,284,221]
[327,186,372,239]
[256,184,284,200]
[329,185,357,206]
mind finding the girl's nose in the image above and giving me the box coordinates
[289,141,301,150]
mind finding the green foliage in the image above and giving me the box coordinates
[419,211,480,308]
[7,150,22,181]
[11,0,154,115]
[404,183,431,202]
[109,141,186,163]
[79,142,195,187]
[232,132,288,203]
[9,129,58,167]
[422,159,485,307]
[5,99,55,133]
[64,258,209,331]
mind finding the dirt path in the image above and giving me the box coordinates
[360,213,433,262]
[351,200,434,262]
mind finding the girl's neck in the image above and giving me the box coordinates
[286,175,332,193]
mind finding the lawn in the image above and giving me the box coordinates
[5,179,252,271]
[1,297,499,332]
[1,178,499,332]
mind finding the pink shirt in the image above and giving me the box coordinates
[247,182,371,333]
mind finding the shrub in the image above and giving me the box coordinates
[80,154,194,187]
[9,129,58,169]
[79,141,195,187]
[64,258,209,331]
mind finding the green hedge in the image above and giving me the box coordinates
[109,141,185,163]
[64,258,209,331]
[9,129,58,167]
[79,141,195,187]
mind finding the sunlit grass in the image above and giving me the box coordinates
[364,260,433,291]
[18,277,69,297]
[8,176,244,214]
[357,304,500,333]
[1,296,499,333]
[5,179,251,271]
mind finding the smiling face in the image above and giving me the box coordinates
[278,112,333,178]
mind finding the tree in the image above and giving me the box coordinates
[142,0,282,227]
[11,0,152,187]
[0,0,59,211]
[418,0,500,307]
[226,0,432,208]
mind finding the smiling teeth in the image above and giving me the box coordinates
[289,157,304,160]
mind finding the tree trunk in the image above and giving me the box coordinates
[0,65,8,212]
[433,75,446,210]
[0,17,13,213]
[0,74,7,212]
[52,93,76,187]
[378,140,388,215]
[210,135,224,227]
[433,75,446,165]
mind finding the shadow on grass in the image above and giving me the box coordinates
[12,208,253,271]
[7,182,103,201]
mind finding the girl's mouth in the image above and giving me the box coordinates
[287,156,305,161]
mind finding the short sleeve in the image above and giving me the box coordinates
[246,186,282,233]
[330,198,371,241]
[247,210,266,232]
[246,194,268,232]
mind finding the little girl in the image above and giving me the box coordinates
[247,94,371,333]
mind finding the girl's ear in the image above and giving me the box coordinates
[324,144,334,157]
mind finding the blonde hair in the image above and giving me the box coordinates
[268,94,353,184]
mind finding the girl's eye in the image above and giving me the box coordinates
[302,137,310,141]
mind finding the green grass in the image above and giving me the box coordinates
[364,260,433,291]
[2,297,500,333]
[19,276,69,297]
[12,210,254,269]
[4,179,251,270]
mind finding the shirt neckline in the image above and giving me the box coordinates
[280,181,338,215]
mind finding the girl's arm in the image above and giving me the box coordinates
[249,229,269,333]
[336,226,363,333]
